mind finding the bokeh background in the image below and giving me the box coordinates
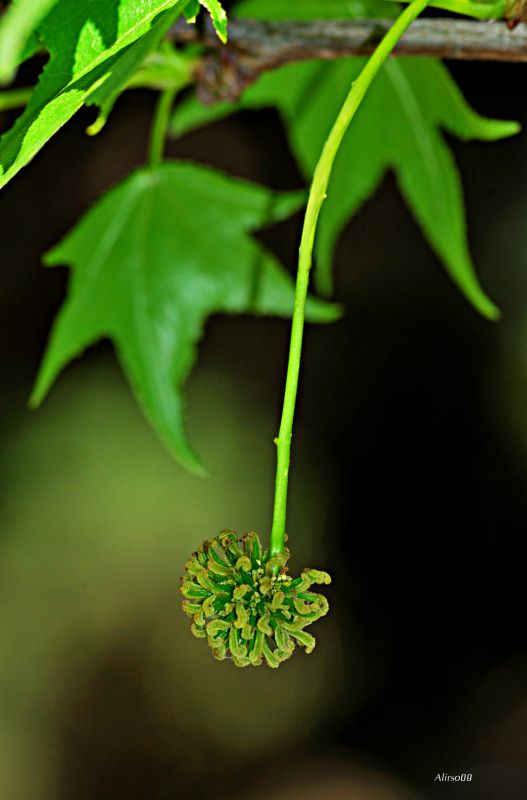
[0,26,526,800]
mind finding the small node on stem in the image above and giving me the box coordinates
[180,531,331,668]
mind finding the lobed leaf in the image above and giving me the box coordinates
[0,0,190,190]
[31,162,340,473]
[173,52,518,319]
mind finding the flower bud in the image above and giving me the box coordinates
[180,530,331,668]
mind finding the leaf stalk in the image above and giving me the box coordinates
[0,87,31,112]
[148,86,178,167]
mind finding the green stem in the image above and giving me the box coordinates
[269,0,429,557]
[148,87,177,168]
[0,87,31,112]
[382,0,506,17]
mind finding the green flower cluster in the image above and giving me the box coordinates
[180,530,331,668]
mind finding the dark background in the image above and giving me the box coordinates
[0,31,526,800]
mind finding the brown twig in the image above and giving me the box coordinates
[169,17,527,101]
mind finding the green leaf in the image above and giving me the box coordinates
[31,162,339,473]
[236,0,393,18]
[173,56,519,318]
[200,0,228,42]
[184,0,201,21]
[0,0,59,83]
[182,0,228,41]
[85,13,188,136]
[0,0,189,190]
[182,0,520,317]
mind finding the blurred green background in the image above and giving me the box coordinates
[0,39,526,800]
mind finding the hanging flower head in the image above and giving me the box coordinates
[180,530,331,667]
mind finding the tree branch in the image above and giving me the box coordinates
[170,17,527,101]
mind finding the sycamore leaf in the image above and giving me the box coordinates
[31,162,339,474]
[252,58,520,317]
[200,0,228,42]
[173,55,519,319]
[169,0,383,143]
[183,0,228,41]
[0,0,189,190]
[173,0,520,317]
[0,0,59,83]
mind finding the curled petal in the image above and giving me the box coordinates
[207,545,230,567]
[191,622,207,639]
[206,619,230,637]
[289,629,316,653]
[219,531,242,562]
[234,602,249,629]
[208,559,231,577]
[185,557,203,577]
[293,598,318,618]
[202,594,218,617]
[257,611,273,636]
[259,577,272,596]
[182,601,201,617]
[315,596,329,617]
[181,582,210,599]
[241,621,254,641]
[262,640,280,669]
[229,626,248,661]
[243,532,263,565]
[236,555,252,572]
[196,572,220,593]
[271,590,286,611]
[211,641,227,661]
[275,625,294,655]
[304,568,331,586]
[233,583,251,601]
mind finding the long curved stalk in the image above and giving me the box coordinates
[269,0,430,556]
[383,0,506,18]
